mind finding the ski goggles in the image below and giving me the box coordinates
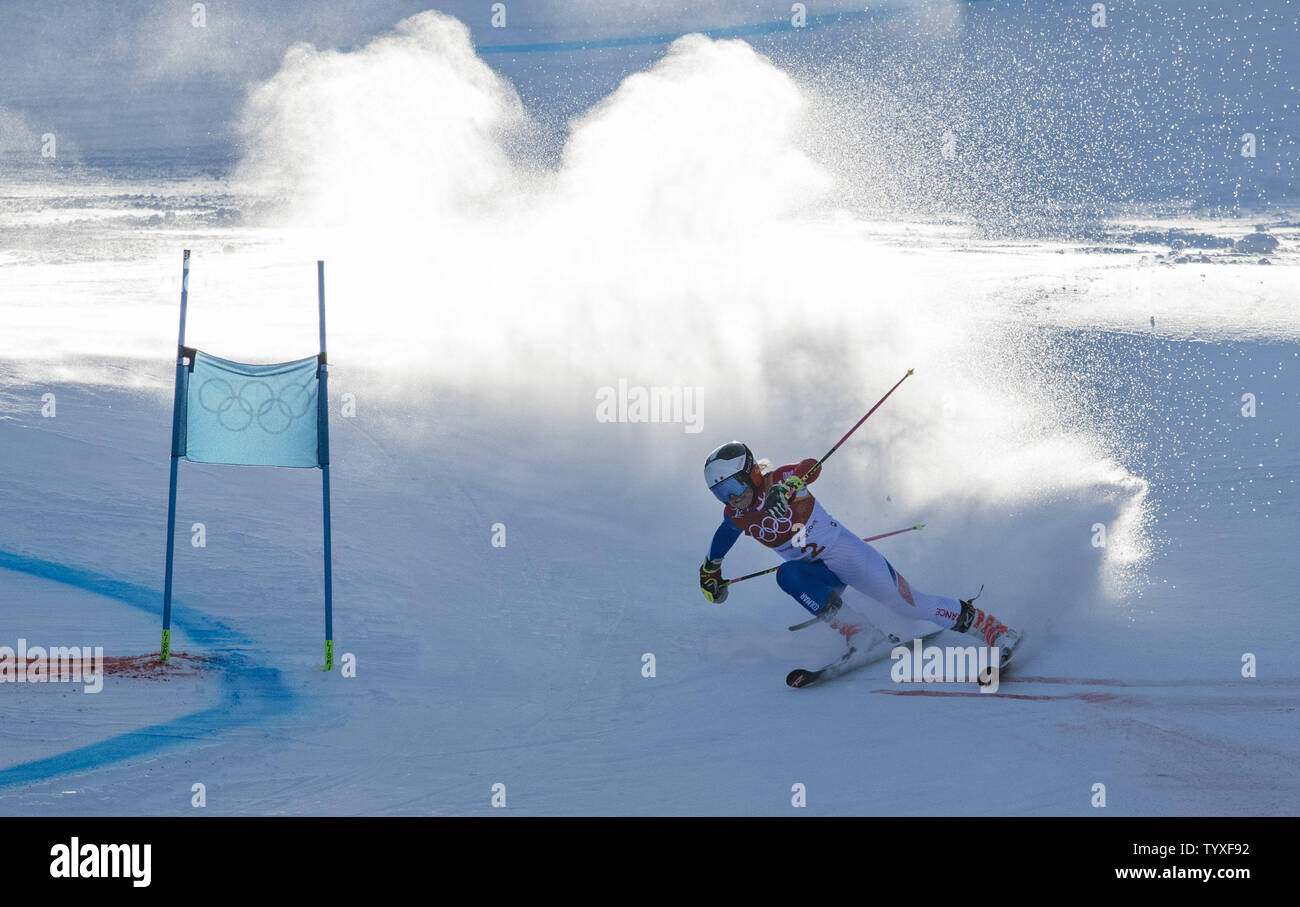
[709,472,751,503]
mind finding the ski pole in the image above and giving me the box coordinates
[765,367,916,514]
[799,368,914,484]
[726,523,924,586]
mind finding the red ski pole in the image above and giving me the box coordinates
[800,367,914,485]
[765,367,916,512]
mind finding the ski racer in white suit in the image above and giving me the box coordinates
[697,442,1021,660]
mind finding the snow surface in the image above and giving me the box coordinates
[1,4,1297,815]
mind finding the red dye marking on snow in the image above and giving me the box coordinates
[10,652,211,682]
[101,653,212,679]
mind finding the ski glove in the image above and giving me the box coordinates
[699,559,729,604]
[764,484,792,518]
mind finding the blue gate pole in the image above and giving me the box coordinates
[161,249,191,662]
[318,260,334,671]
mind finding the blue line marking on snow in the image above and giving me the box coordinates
[472,2,1010,54]
[0,550,295,792]
[475,7,897,54]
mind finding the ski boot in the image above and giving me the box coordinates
[822,591,892,654]
[953,596,1023,683]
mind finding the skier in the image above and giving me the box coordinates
[698,441,1021,664]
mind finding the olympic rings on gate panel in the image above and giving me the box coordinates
[197,376,317,434]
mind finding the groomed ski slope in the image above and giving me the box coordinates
[1,7,1298,815]
[1,262,1296,814]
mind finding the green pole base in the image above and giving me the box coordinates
[324,639,334,672]
[160,628,171,663]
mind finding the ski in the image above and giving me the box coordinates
[786,646,865,688]
[978,631,1026,686]
[787,627,944,689]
